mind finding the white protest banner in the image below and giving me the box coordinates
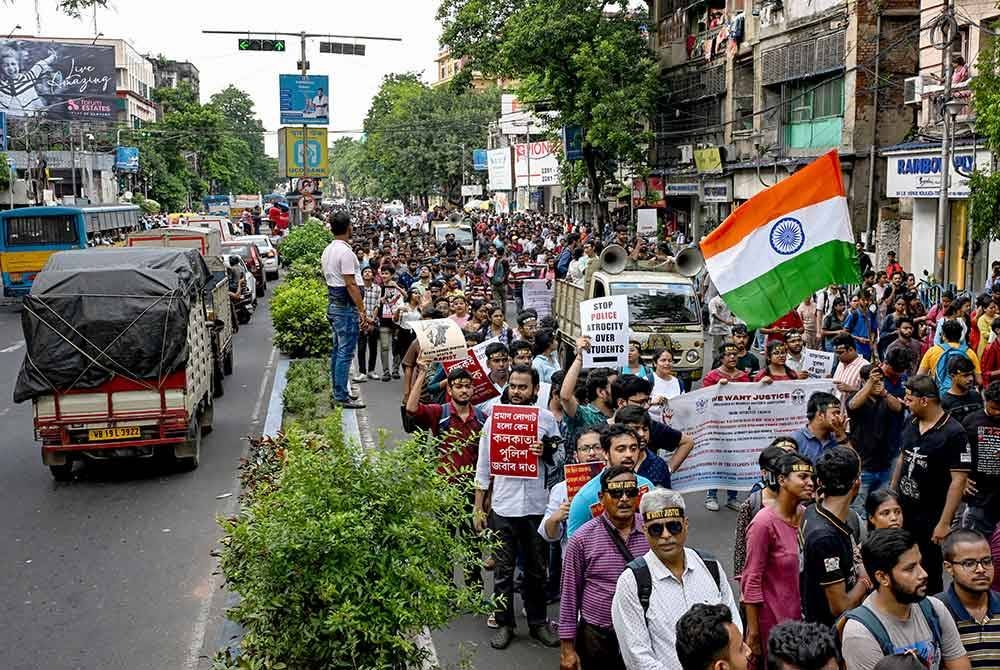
[801,348,836,378]
[636,208,658,237]
[669,379,835,493]
[414,318,467,363]
[523,278,554,317]
[580,295,630,368]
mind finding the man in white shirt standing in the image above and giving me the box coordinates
[320,211,368,409]
[611,488,741,670]
[474,364,562,650]
[707,293,735,357]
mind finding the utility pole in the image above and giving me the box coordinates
[934,0,955,286]
[69,121,77,202]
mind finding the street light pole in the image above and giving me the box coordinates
[934,0,955,286]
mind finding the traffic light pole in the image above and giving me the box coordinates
[293,31,308,228]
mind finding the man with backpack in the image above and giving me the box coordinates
[490,247,510,308]
[841,528,969,670]
[919,319,983,395]
[611,488,739,670]
[405,365,485,479]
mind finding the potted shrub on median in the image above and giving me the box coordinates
[216,419,491,669]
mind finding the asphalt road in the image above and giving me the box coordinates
[0,290,278,670]
[356,344,741,670]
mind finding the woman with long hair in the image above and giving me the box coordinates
[620,340,654,383]
[753,340,797,382]
[865,488,903,530]
[480,305,514,346]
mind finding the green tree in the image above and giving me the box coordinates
[971,33,1000,243]
[437,0,659,231]
[210,86,279,194]
[329,137,372,200]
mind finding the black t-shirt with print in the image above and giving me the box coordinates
[942,390,984,425]
[897,414,972,535]
[801,503,859,627]
[963,410,1000,523]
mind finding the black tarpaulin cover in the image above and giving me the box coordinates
[13,248,210,403]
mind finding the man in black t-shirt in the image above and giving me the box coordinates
[731,324,760,377]
[801,446,873,626]
[942,355,983,424]
[892,374,972,594]
[847,364,904,512]
[961,382,1000,540]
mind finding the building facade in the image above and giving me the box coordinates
[646,0,919,248]
[149,57,200,99]
[882,1,997,292]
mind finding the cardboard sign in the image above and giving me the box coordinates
[523,279,553,318]
[565,461,605,501]
[489,405,540,479]
[442,344,501,406]
[637,208,658,237]
[414,318,468,363]
[802,348,837,378]
[580,295,630,368]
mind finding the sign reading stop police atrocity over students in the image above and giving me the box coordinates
[580,295,630,368]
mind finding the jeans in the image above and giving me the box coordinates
[854,468,892,515]
[706,489,738,503]
[328,297,360,402]
[492,512,547,628]
[492,284,507,307]
[358,328,378,374]
[378,325,396,374]
[575,620,626,670]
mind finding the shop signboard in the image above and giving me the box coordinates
[701,180,732,203]
[646,176,666,208]
[0,39,116,120]
[885,149,991,199]
[514,140,560,187]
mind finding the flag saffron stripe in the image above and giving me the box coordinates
[700,150,846,260]
[719,240,859,329]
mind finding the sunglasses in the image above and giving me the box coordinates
[604,487,639,500]
[647,520,684,537]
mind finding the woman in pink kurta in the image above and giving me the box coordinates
[740,453,815,668]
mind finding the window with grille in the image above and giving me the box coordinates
[4,215,79,246]
[786,77,844,122]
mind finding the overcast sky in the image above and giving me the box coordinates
[3,0,444,154]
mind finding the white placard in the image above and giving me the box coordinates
[488,147,513,191]
[801,348,837,378]
[637,208,658,237]
[669,379,835,492]
[461,184,483,197]
[580,295,630,368]
[523,279,554,318]
[414,318,468,363]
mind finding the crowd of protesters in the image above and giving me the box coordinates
[319,201,1000,669]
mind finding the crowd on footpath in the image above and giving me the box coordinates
[317,201,1000,670]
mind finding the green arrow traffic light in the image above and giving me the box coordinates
[238,39,250,50]
[273,39,285,51]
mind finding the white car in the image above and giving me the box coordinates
[239,234,280,280]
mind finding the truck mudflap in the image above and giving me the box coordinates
[35,370,192,462]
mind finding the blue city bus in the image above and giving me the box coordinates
[0,205,141,296]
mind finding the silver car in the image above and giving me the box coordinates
[240,234,279,280]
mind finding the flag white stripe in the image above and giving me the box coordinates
[706,196,854,295]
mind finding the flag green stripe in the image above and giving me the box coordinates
[720,240,860,329]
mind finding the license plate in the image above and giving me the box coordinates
[87,427,141,441]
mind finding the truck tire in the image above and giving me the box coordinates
[256,277,265,298]
[201,400,214,435]
[175,419,202,471]
[223,346,234,376]
[213,361,225,398]
[237,309,251,325]
[49,462,74,481]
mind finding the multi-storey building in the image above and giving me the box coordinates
[882,1,997,290]
[646,0,919,250]
[149,57,200,99]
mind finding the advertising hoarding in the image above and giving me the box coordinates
[487,147,513,191]
[278,74,330,125]
[0,39,116,120]
[277,127,329,178]
[472,149,487,171]
[114,147,139,173]
[514,141,560,188]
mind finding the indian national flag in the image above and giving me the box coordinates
[699,150,860,329]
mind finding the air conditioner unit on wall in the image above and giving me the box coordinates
[903,76,924,106]
[678,144,694,164]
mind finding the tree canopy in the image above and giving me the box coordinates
[437,0,659,229]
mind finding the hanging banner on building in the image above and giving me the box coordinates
[631,178,647,208]
[114,147,140,173]
[472,149,488,171]
[694,146,723,174]
[413,318,468,363]
[522,278,553,317]
[580,295,630,368]
[279,74,330,125]
[0,39,116,120]
[669,379,835,493]
[646,176,666,208]
[514,140,560,187]
[801,348,836,378]
[487,147,513,191]
[562,126,583,162]
[489,405,540,479]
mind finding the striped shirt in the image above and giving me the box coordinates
[558,512,648,638]
[936,586,1000,669]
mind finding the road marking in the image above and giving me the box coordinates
[250,347,278,425]
[0,340,24,353]
[183,346,278,670]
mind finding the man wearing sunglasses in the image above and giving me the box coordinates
[612,488,740,670]
[937,528,1000,669]
[558,464,647,670]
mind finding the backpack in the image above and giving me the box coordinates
[935,342,970,397]
[628,549,721,615]
[491,258,508,286]
[839,599,942,657]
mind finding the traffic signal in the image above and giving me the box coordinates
[319,42,365,56]
[238,39,286,52]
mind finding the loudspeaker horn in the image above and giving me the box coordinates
[600,243,628,275]
[447,211,463,224]
[675,246,705,277]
